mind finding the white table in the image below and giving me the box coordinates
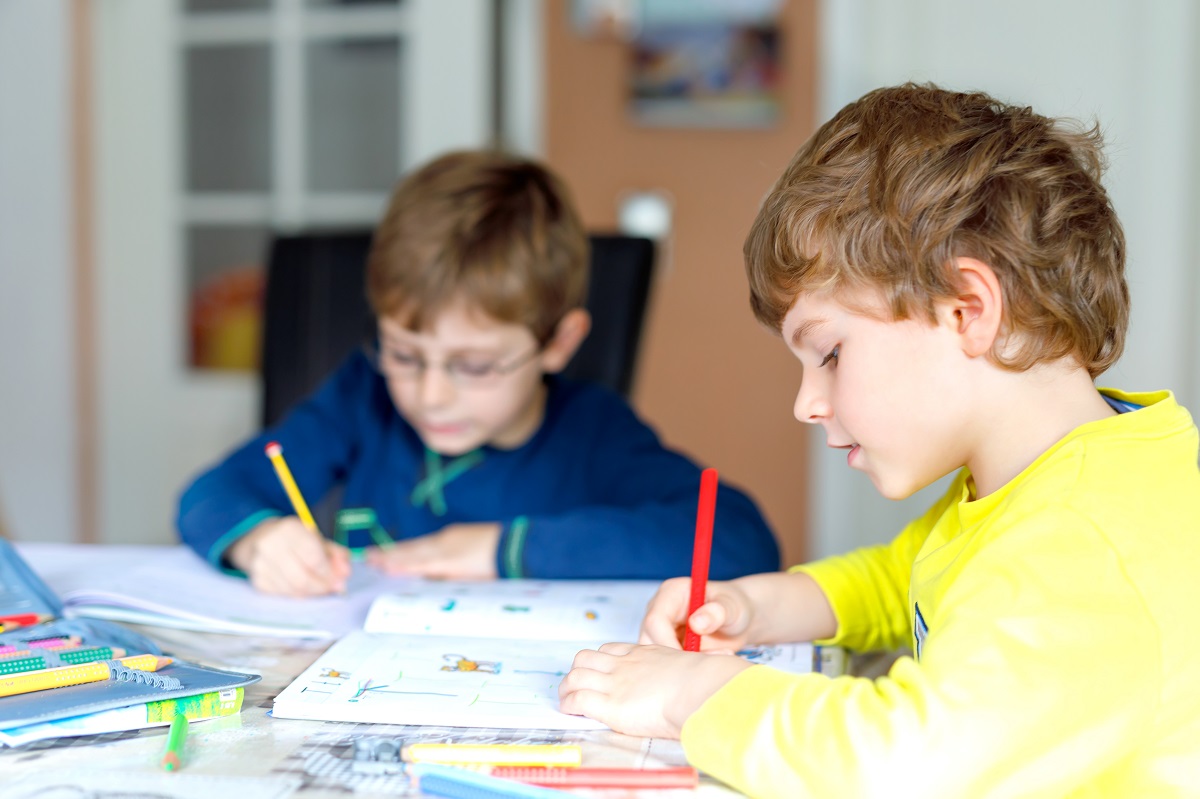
[2,542,735,798]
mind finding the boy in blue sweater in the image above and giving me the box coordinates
[177,150,779,596]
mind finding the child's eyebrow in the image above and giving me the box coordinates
[789,318,829,347]
[379,336,506,356]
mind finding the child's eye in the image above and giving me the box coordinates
[449,360,497,379]
[820,345,840,367]
[385,350,422,368]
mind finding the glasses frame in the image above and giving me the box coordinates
[363,337,544,389]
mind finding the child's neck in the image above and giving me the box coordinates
[966,363,1115,498]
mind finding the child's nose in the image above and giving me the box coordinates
[418,364,457,407]
[793,379,831,424]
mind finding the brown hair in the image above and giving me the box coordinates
[745,83,1128,378]
[366,150,589,343]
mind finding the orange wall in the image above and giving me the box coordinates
[543,2,820,565]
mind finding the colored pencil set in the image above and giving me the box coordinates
[0,628,173,696]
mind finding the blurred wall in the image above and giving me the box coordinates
[543,2,820,566]
[0,0,79,542]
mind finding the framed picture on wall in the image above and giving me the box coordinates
[628,0,782,129]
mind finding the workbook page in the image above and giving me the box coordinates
[271,630,607,730]
[272,629,824,730]
[361,580,661,642]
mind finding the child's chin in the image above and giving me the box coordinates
[871,474,924,501]
[422,434,482,457]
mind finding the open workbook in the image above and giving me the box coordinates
[271,581,842,731]
[18,543,397,640]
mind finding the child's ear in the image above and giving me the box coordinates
[539,308,592,373]
[943,257,1004,358]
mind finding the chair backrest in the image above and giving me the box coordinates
[259,231,655,428]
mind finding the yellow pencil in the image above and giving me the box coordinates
[401,743,583,767]
[0,654,172,697]
[264,441,320,534]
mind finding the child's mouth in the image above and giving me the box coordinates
[847,444,862,467]
[423,422,468,436]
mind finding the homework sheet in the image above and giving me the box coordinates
[273,581,823,730]
[271,630,607,729]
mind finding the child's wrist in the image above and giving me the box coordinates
[227,521,272,572]
[668,654,752,734]
[225,537,254,573]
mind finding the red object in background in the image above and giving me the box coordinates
[188,265,265,371]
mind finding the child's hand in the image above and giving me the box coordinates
[640,572,839,650]
[227,517,352,597]
[364,522,501,579]
[638,577,756,652]
[558,643,751,739]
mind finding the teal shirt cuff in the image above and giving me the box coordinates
[208,509,283,577]
[499,516,530,578]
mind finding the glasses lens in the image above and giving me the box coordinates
[366,341,540,387]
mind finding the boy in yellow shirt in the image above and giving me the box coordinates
[560,84,1200,797]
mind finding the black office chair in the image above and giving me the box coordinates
[259,231,656,428]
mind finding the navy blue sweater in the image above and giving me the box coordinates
[177,353,780,580]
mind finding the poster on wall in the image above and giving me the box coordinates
[628,0,782,129]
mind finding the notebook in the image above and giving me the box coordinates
[17,543,392,640]
[272,580,841,730]
[0,540,260,731]
[0,686,245,747]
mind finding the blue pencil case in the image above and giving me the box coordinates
[0,539,260,730]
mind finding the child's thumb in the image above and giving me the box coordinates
[688,603,727,634]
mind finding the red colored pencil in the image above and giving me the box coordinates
[684,468,719,652]
[0,613,48,629]
[489,766,699,789]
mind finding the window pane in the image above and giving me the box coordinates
[185,0,270,11]
[187,225,269,371]
[306,38,401,192]
[306,0,400,7]
[186,45,273,192]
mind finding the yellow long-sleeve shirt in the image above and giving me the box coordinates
[682,390,1200,797]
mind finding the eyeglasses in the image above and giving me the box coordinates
[364,339,543,389]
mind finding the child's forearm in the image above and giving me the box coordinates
[736,571,837,644]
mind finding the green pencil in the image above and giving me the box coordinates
[160,713,189,771]
[0,646,125,675]
[0,655,46,676]
[58,646,122,665]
